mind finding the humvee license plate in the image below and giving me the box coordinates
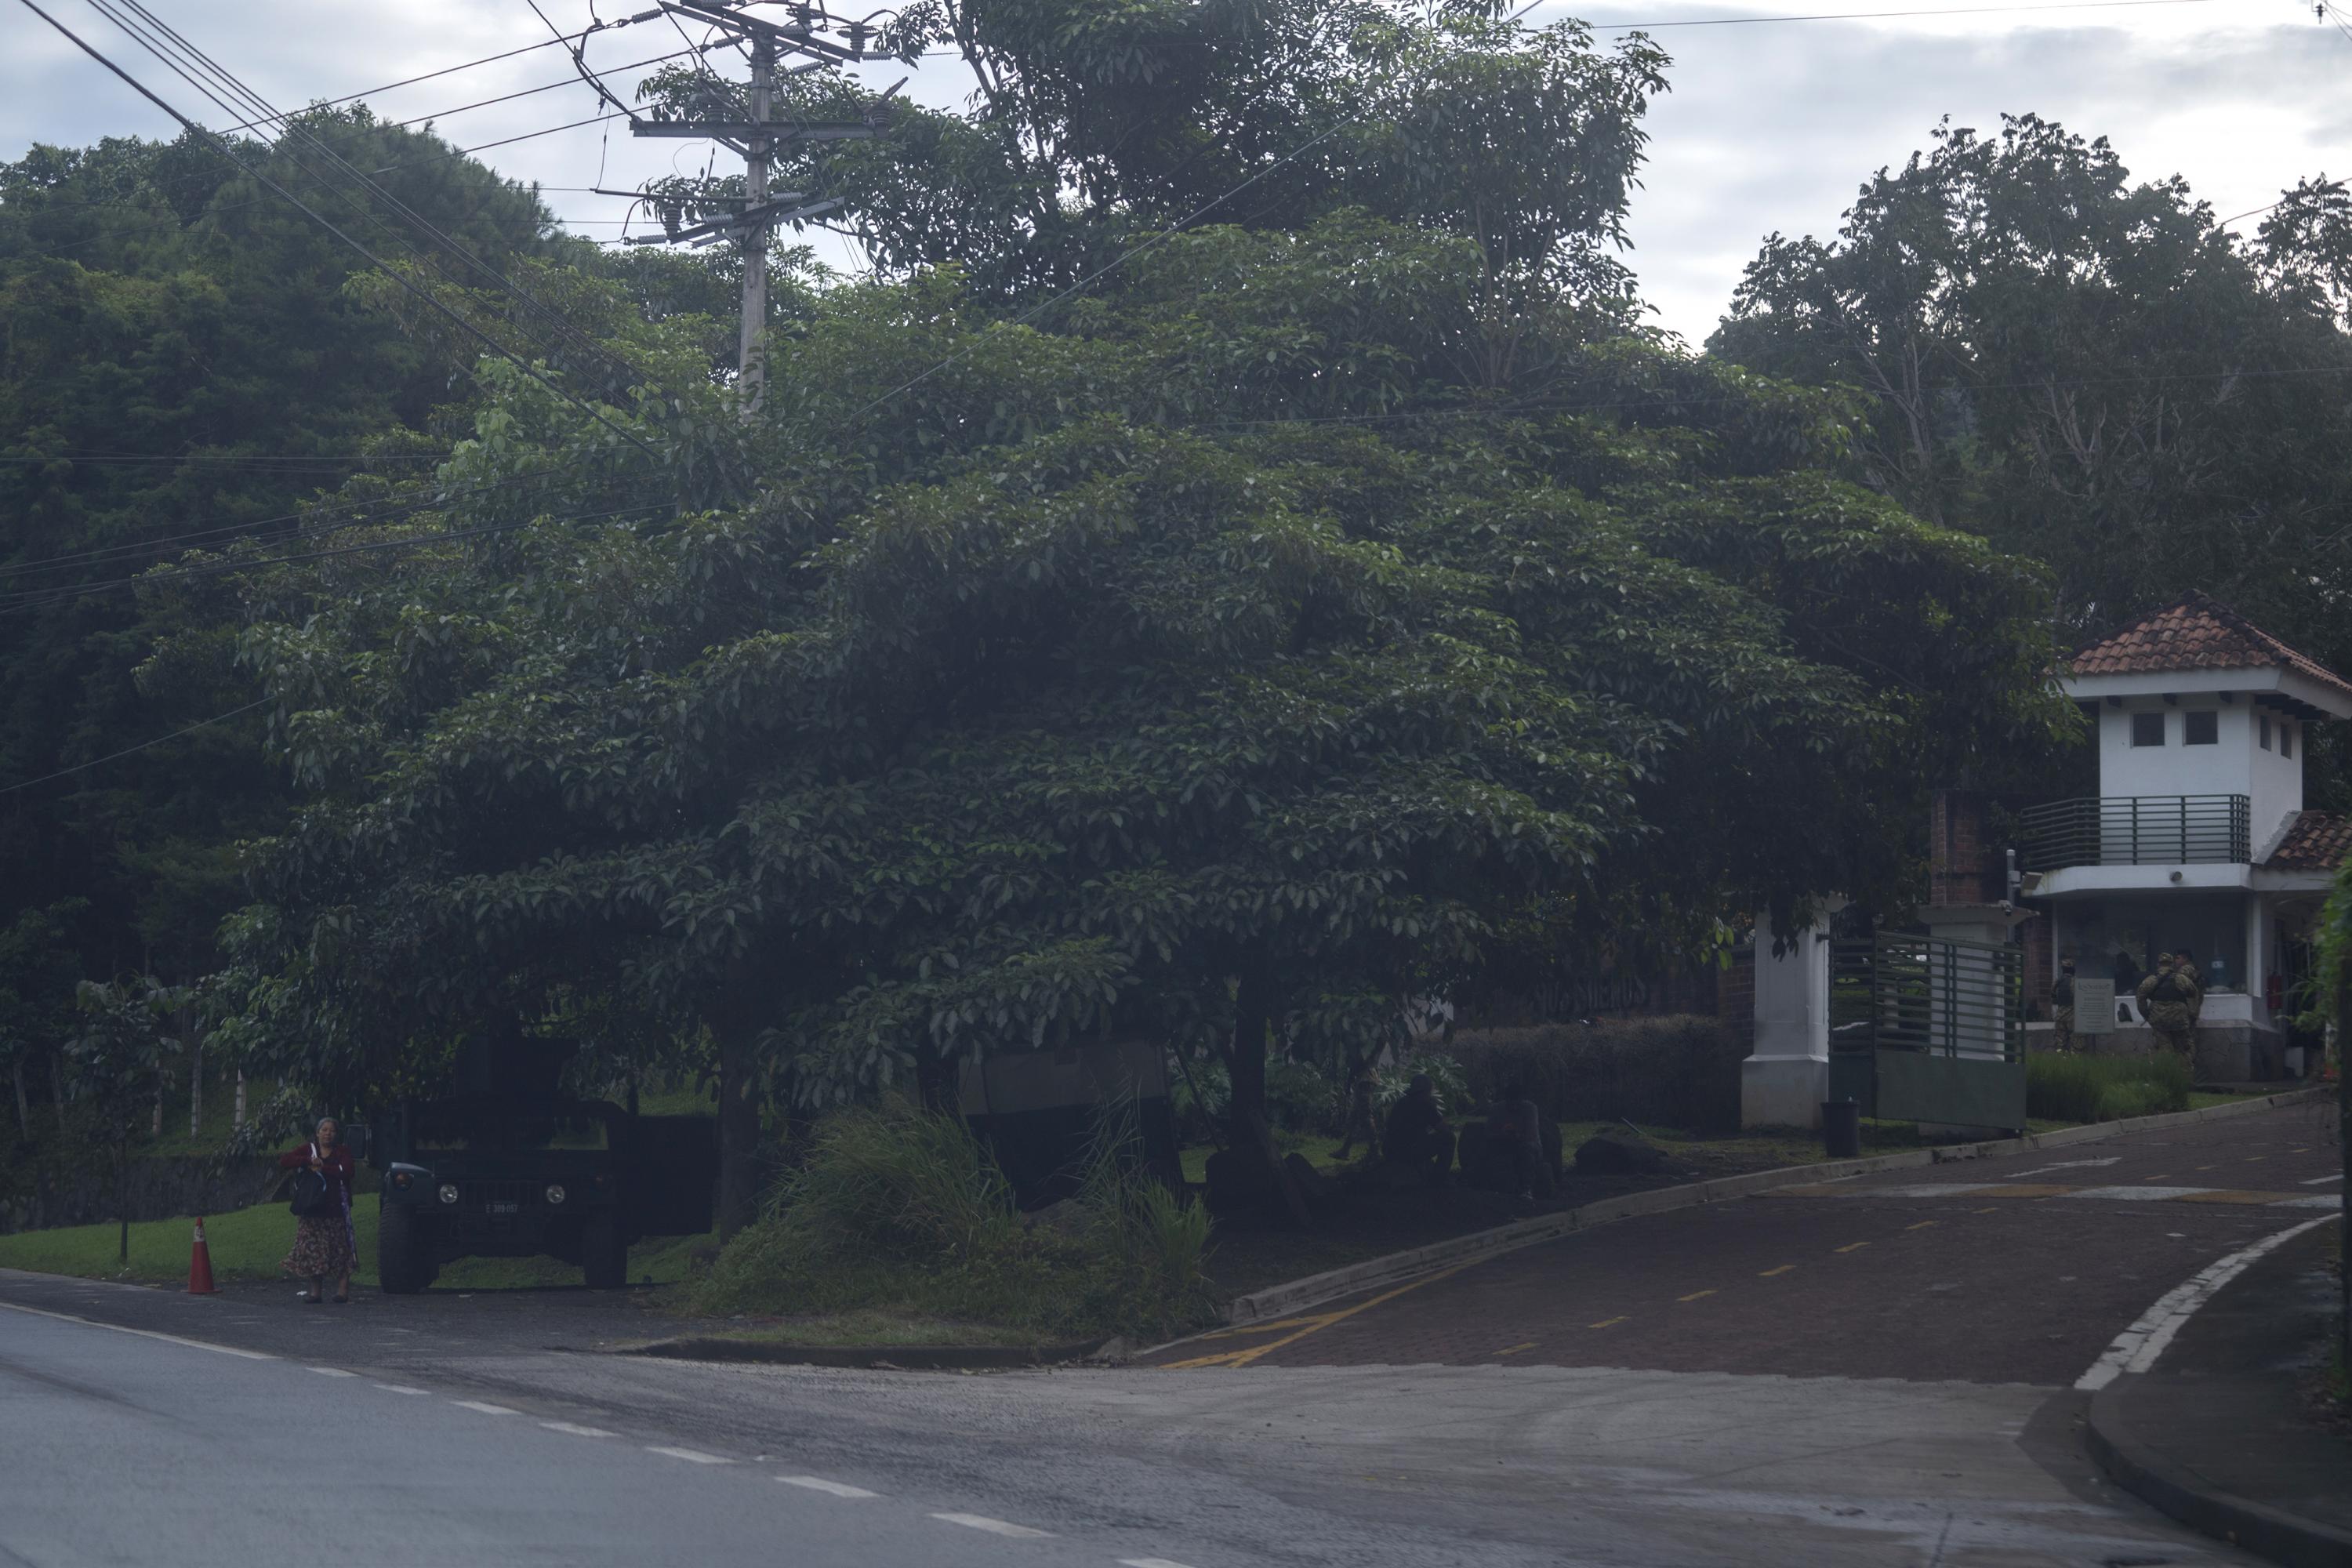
[487,1200,519,1215]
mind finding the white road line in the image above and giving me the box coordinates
[452,1400,519,1416]
[1120,1559,1200,1567]
[2006,1157,2121,1178]
[2074,1217,2332,1392]
[778,1475,879,1498]
[373,1384,430,1396]
[931,1513,1051,1538]
[306,1366,357,1377]
[2303,1174,2343,1185]
[2272,1196,2339,1209]
[1849,1183,1996,1199]
[541,1421,616,1438]
[0,1299,275,1360]
[2071,1185,2212,1202]
[647,1445,733,1465]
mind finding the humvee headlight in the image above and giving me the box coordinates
[437,1183,460,1205]
[544,1184,568,1206]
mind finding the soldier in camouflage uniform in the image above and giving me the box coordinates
[2050,958,2076,1053]
[2136,953,2200,1062]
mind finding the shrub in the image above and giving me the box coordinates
[1169,1052,1345,1138]
[1446,1016,1743,1133]
[691,1098,1216,1341]
[2025,1051,2191,1124]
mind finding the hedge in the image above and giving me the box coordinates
[1446,1015,1744,1134]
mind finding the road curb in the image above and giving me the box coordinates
[1218,1086,2328,1327]
[619,1337,1098,1370]
[2085,1391,2352,1568]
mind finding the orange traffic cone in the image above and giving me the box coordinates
[188,1216,217,1295]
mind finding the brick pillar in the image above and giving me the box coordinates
[2020,913,2052,1022]
[1929,789,1997,906]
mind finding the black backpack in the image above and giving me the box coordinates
[287,1145,336,1218]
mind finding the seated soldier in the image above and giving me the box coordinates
[1381,1073,1454,1185]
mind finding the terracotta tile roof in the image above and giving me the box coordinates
[2067,590,2352,701]
[2266,811,2352,872]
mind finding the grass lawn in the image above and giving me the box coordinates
[0,1193,712,1292]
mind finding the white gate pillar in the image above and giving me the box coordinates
[1741,909,1833,1130]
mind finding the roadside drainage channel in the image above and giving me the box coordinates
[1210,1087,2330,1332]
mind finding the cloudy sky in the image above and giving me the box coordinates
[2,0,2345,343]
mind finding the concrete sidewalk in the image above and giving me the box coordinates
[2089,1223,2352,1568]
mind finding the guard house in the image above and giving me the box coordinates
[2020,592,2352,1080]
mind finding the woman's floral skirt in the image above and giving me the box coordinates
[282,1214,354,1279]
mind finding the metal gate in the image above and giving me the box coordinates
[1829,931,2027,1132]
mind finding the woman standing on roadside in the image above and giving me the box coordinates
[279,1116,356,1304]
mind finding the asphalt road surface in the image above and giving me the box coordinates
[2,1097,2336,1567]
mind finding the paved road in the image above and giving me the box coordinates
[1,1098,2335,1567]
[1149,1099,2340,1381]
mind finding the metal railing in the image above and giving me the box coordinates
[1831,931,2021,1062]
[2016,794,2249,869]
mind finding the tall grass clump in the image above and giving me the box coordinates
[2026,1051,2192,1124]
[691,1098,1215,1341]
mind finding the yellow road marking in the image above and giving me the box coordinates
[2244,1156,2267,1163]
[1495,1341,1537,1356]
[1759,1265,1796,1277]
[1834,1242,1870,1254]
[2195,1164,2216,1171]
[1678,1289,1716,1302]
[1588,1316,1628,1330]
[2140,1174,2169,1181]
[1905,1221,1936,1231]
[1972,1207,1998,1214]
[1190,1312,1345,1341]
[1160,1264,1473,1370]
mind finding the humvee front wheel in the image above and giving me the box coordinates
[582,1216,627,1290]
[378,1203,435,1295]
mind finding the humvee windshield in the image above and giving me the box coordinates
[408,1102,612,1152]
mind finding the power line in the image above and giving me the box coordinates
[89,0,639,394]
[1564,0,2224,26]
[0,499,673,616]
[21,0,658,461]
[0,697,271,796]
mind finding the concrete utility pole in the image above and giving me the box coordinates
[614,1,892,415]
[739,32,773,413]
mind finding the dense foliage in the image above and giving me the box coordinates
[1712,114,2352,801]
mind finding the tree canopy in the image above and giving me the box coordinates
[1711,114,2352,800]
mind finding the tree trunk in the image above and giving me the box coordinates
[234,1070,246,1129]
[53,1051,69,1131]
[1225,965,1312,1229]
[915,1052,960,1112]
[151,1074,163,1137]
[188,1038,203,1140]
[714,1014,762,1242]
[117,1136,130,1264]
[10,1054,27,1139]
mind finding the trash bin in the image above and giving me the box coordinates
[1820,1098,1861,1160]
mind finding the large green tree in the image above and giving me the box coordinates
[195,212,2065,1233]
[1711,114,2352,800]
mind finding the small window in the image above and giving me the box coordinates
[2281,723,2293,759]
[2183,710,2218,746]
[2130,711,2165,747]
[2259,716,2272,750]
